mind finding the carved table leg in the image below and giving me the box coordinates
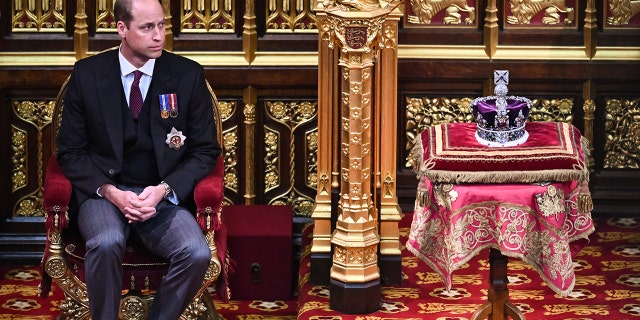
[470,248,525,320]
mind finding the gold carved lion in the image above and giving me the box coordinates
[506,0,575,24]
[408,0,476,24]
[607,0,640,25]
[322,0,393,10]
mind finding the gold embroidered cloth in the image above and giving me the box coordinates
[407,122,595,297]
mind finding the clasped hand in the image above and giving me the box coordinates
[101,185,166,223]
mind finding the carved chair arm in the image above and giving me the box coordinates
[193,155,230,301]
[193,155,224,231]
[42,157,72,231]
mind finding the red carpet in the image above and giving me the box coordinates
[2,213,640,319]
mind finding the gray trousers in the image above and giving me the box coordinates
[77,193,210,320]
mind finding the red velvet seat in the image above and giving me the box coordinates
[39,71,229,320]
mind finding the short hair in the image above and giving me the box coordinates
[113,0,134,27]
[113,0,162,27]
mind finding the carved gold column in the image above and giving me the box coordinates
[74,0,88,60]
[162,0,173,51]
[312,0,402,314]
[377,10,403,285]
[310,2,336,286]
[243,0,257,63]
[584,0,597,58]
[484,0,499,57]
[583,81,596,171]
[243,86,257,203]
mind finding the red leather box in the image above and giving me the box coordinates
[224,205,293,300]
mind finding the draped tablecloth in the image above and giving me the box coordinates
[406,122,595,297]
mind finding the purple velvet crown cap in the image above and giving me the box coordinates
[472,97,531,128]
[471,70,532,147]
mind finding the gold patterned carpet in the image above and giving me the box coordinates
[2,213,640,319]
[295,214,640,320]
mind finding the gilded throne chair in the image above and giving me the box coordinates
[38,74,229,320]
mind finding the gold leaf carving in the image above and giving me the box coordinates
[267,0,318,31]
[306,131,319,189]
[11,128,27,192]
[223,129,239,192]
[528,98,574,123]
[407,0,476,25]
[181,0,235,32]
[506,0,575,24]
[606,0,640,26]
[12,0,66,32]
[604,99,640,169]
[96,0,116,31]
[264,101,319,216]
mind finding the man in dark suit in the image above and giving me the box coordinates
[55,0,222,318]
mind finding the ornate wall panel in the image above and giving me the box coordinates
[266,0,318,31]
[604,98,640,169]
[10,98,55,218]
[181,0,236,32]
[96,0,116,31]
[12,0,66,32]
[218,99,242,204]
[261,100,318,216]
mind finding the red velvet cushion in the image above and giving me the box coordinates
[42,157,72,230]
[413,122,589,184]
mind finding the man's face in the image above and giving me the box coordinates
[117,0,165,68]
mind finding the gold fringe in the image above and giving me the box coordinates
[421,169,590,184]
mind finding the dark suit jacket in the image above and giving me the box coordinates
[57,48,221,209]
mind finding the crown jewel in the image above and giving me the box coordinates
[471,70,532,147]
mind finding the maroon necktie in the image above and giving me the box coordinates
[130,70,143,119]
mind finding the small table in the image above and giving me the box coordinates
[407,122,595,320]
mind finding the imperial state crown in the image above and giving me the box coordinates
[471,70,532,147]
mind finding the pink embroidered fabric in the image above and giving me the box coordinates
[406,122,595,297]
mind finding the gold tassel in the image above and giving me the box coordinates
[578,193,593,213]
[416,189,430,208]
[578,180,593,213]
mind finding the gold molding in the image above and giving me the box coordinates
[398,45,488,59]
[397,45,640,61]
[592,47,640,60]
[492,46,596,60]
[2,46,640,67]
[174,52,319,66]
[0,52,77,66]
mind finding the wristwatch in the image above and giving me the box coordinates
[160,181,172,199]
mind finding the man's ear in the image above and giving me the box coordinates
[116,21,127,38]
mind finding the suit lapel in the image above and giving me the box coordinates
[97,50,125,165]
